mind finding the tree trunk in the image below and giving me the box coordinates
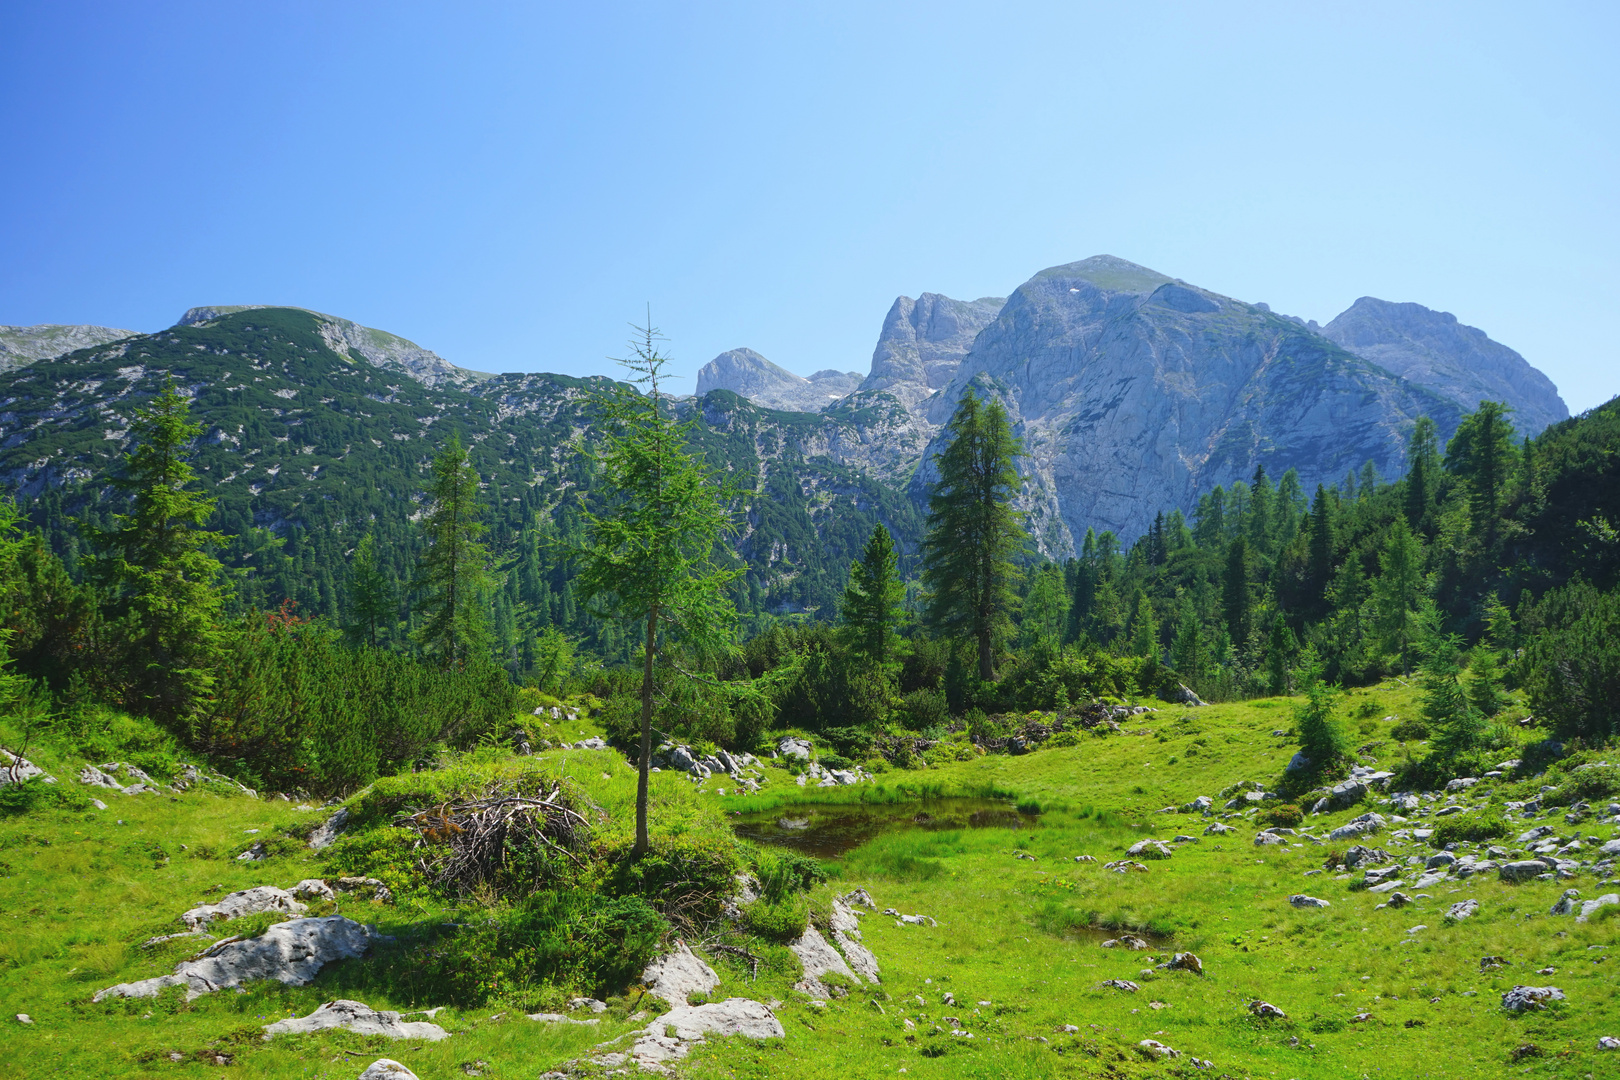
[633,603,657,859]
[977,629,993,682]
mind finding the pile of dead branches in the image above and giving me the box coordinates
[394,779,592,896]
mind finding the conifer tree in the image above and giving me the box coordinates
[577,319,741,858]
[1293,649,1349,769]
[344,532,394,648]
[1307,484,1336,603]
[1424,638,1490,761]
[1371,516,1426,674]
[1170,596,1205,680]
[840,524,903,667]
[1248,465,1274,555]
[920,390,1025,682]
[1404,416,1439,531]
[413,432,492,670]
[90,381,228,727]
[1020,562,1069,650]
[1129,590,1159,661]
[1444,401,1518,540]
[1466,648,1506,717]
[1221,537,1251,646]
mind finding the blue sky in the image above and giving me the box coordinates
[3,2,1616,411]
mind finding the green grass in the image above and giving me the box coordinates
[3,681,1617,1077]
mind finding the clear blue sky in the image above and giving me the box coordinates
[3,2,1616,411]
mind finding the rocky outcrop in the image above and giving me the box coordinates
[641,941,720,1005]
[1321,297,1567,437]
[181,885,308,931]
[696,348,861,413]
[0,324,135,372]
[860,293,1005,409]
[908,256,1467,548]
[93,916,381,1001]
[176,307,489,389]
[789,925,859,997]
[264,999,449,1040]
[595,999,784,1072]
[357,1061,418,1080]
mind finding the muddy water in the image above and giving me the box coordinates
[731,797,1040,859]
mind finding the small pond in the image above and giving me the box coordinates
[731,797,1040,859]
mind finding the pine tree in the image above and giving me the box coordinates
[576,319,741,858]
[1424,638,1490,762]
[1371,516,1427,674]
[1444,401,1519,540]
[413,432,492,670]
[344,532,394,648]
[1129,590,1159,661]
[1307,484,1336,604]
[1248,465,1274,555]
[1222,537,1251,646]
[1194,487,1225,548]
[1170,596,1205,680]
[840,524,903,667]
[89,381,229,728]
[920,390,1026,682]
[1466,648,1506,717]
[1147,512,1168,566]
[1404,416,1439,531]
[1293,649,1349,770]
[1021,561,1069,650]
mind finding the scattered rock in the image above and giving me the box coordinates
[1447,899,1480,920]
[357,1061,418,1080]
[1501,985,1565,1012]
[569,997,608,1013]
[1328,813,1386,842]
[235,842,266,862]
[1254,831,1288,847]
[1161,952,1203,976]
[1127,839,1174,860]
[1182,795,1214,814]
[0,750,53,786]
[264,999,449,1040]
[642,941,720,1005]
[1100,935,1150,950]
[181,885,308,931]
[1480,955,1506,971]
[1100,979,1139,992]
[1203,822,1235,836]
[16,1014,32,1024]
[599,999,784,1071]
[1499,860,1549,883]
[1598,1036,1620,1051]
[1289,895,1331,909]
[1138,1038,1181,1060]
[776,737,812,761]
[1249,1000,1287,1019]
[1342,845,1393,869]
[1173,684,1208,707]
[790,926,859,997]
[335,877,393,903]
[1286,751,1311,773]
[1577,894,1619,922]
[290,878,336,903]
[1550,889,1582,916]
[1312,779,1369,815]
[1383,892,1414,909]
[94,916,382,1002]
[528,1013,600,1025]
[308,808,350,850]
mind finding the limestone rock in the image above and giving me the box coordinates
[789,925,857,996]
[1100,979,1139,992]
[1550,889,1582,916]
[1204,822,1235,835]
[0,323,135,371]
[182,886,308,931]
[356,1060,419,1080]
[0,749,51,786]
[1249,1000,1287,1019]
[1500,860,1550,883]
[642,941,720,1006]
[1127,839,1174,860]
[776,737,812,761]
[602,999,784,1071]
[94,916,381,1002]
[1501,985,1565,1012]
[1138,1038,1181,1060]
[264,999,449,1040]
[1328,813,1386,842]
[1289,895,1331,909]
[290,879,335,903]
[1577,894,1619,922]
[1447,899,1480,920]
[859,293,1005,410]
[308,808,350,850]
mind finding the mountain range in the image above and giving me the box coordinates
[0,255,1571,618]
[698,255,1567,544]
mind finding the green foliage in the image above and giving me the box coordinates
[413,433,493,669]
[895,687,949,731]
[1294,654,1350,769]
[921,390,1026,681]
[1262,803,1303,829]
[86,381,230,729]
[742,894,809,942]
[0,775,94,816]
[755,849,827,902]
[839,524,903,668]
[1429,811,1509,846]
[1422,638,1491,762]
[343,532,395,649]
[1521,581,1620,742]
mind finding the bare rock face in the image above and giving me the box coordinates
[598,999,784,1071]
[641,941,720,1005]
[308,807,350,850]
[860,293,1005,409]
[93,916,381,1001]
[909,256,1467,549]
[264,999,449,1040]
[695,348,860,413]
[789,925,859,997]
[0,324,135,372]
[1321,297,1567,437]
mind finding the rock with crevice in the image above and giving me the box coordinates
[598,998,785,1072]
[264,999,449,1040]
[357,1061,419,1080]
[1289,895,1331,909]
[642,941,720,1006]
[181,885,308,931]
[0,750,52,786]
[93,916,381,1002]
[308,808,350,850]
[1446,899,1480,920]
[1501,985,1565,1012]
[1128,839,1174,859]
[789,925,858,997]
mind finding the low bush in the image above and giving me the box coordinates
[1430,812,1509,846]
[1263,803,1303,829]
[742,895,808,942]
[1390,718,1430,742]
[755,849,826,902]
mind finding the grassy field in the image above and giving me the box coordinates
[2,682,1617,1079]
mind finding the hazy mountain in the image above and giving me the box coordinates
[910,256,1466,551]
[1320,297,1567,437]
[0,323,136,372]
[859,293,1005,409]
[695,347,861,412]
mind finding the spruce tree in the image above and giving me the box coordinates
[1021,562,1069,650]
[1307,484,1336,603]
[1371,516,1426,674]
[413,432,492,670]
[1444,401,1518,540]
[1424,638,1490,762]
[1170,596,1204,680]
[1404,416,1439,531]
[1129,590,1159,661]
[839,524,903,668]
[1248,465,1274,555]
[576,319,741,858]
[920,390,1025,682]
[344,532,394,648]
[1221,537,1251,646]
[89,381,228,728]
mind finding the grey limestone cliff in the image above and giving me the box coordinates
[177,306,490,389]
[859,293,1005,409]
[912,256,1464,551]
[1320,297,1567,437]
[695,347,860,412]
[0,324,136,373]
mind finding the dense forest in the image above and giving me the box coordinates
[2,317,1618,798]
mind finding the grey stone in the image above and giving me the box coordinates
[776,737,812,761]
[1500,860,1550,883]
[528,1012,599,1025]
[1500,985,1565,1012]
[1447,899,1480,919]
[1328,813,1387,842]
[789,925,858,996]
[264,999,449,1040]
[1577,894,1619,922]
[181,886,308,931]
[1342,845,1393,869]
[0,750,51,786]
[1289,895,1331,909]
[1100,979,1139,992]
[290,878,335,903]
[356,1061,419,1080]
[1425,852,1457,870]
[1127,839,1174,860]
[696,348,862,413]
[602,998,784,1070]
[642,941,720,1005]
[308,808,350,850]
[1254,831,1287,846]
[1204,822,1235,835]
[1138,1038,1181,1060]
[94,916,381,1002]
[1316,779,1369,813]
[1550,889,1583,916]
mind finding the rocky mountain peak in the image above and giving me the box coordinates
[1320,297,1567,436]
[695,348,860,412]
[859,292,1004,409]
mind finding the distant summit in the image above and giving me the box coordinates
[695,348,860,412]
[0,323,136,373]
[1321,297,1567,436]
[859,293,1004,409]
[177,306,491,389]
